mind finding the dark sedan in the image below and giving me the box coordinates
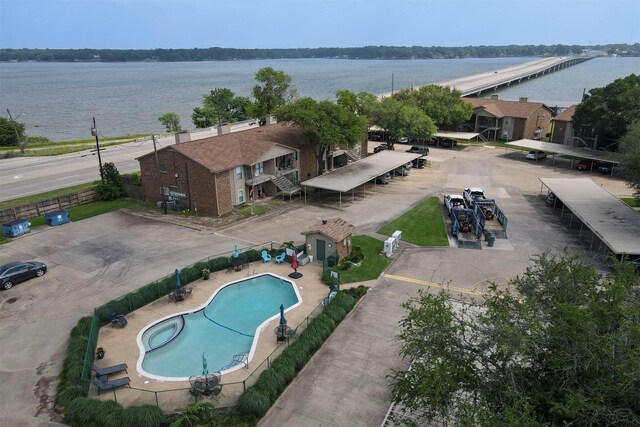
[0,261,47,290]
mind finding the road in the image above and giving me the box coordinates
[0,122,258,202]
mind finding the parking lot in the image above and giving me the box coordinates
[0,144,634,426]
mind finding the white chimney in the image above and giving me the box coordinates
[217,123,231,135]
[175,131,191,144]
[266,115,277,125]
[490,94,499,100]
[519,97,528,103]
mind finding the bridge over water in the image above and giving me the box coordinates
[380,56,593,98]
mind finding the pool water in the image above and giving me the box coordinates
[137,273,300,380]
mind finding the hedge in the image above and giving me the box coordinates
[236,290,358,419]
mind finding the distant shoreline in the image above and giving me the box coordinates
[1,44,637,62]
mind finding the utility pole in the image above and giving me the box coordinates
[152,135,167,214]
[91,117,104,181]
[6,109,25,154]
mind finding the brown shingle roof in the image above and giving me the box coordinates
[301,218,354,242]
[552,105,576,122]
[464,97,552,119]
[139,124,309,173]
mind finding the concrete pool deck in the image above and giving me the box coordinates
[93,259,328,411]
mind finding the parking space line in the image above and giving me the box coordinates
[383,273,485,296]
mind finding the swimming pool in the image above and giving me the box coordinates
[136,273,301,381]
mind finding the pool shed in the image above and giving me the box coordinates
[301,218,354,262]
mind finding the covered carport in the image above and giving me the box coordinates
[434,131,480,140]
[300,151,421,209]
[539,178,640,258]
[506,139,620,174]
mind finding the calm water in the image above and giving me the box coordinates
[1,57,638,141]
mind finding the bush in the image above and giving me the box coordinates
[64,397,103,426]
[237,387,271,419]
[344,285,369,300]
[122,172,141,186]
[280,345,309,372]
[26,135,50,144]
[97,181,123,201]
[121,404,164,427]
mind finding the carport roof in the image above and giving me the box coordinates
[539,178,640,255]
[301,151,421,193]
[506,139,619,164]
[435,131,480,140]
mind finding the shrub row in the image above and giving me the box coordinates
[56,246,268,423]
[236,291,357,419]
[64,397,163,427]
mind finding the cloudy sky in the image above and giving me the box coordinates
[1,0,638,49]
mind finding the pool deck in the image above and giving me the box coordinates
[93,259,328,410]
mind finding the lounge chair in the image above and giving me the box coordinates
[261,250,272,263]
[93,362,128,377]
[110,312,127,327]
[93,376,131,395]
[275,252,286,264]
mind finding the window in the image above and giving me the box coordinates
[237,189,244,204]
[235,166,243,180]
[159,163,167,173]
[255,162,264,176]
[503,118,510,125]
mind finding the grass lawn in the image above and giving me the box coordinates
[0,182,98,210]
[621,197,639,207]
[339,235,392,283]
[377,196,449,246]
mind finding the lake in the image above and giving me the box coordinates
[1,57,638,141]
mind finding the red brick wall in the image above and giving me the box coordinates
[216,170,233,216]
[522,106,552,140]
[552,121,568,144]
[512,118,526,140]
[299,146,318,181]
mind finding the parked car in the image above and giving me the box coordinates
[373,144,388,153]
[438,138,458,148]
[526,150,547,160]
[444,194,465,213]
[411,157,427,169]
[398,136,409,144]
[370,173,391,184]
[394,163,412,176]
[0,261,47,290]
[406,146,429,156]
[576,159,595,171]
[546,192,563,207]
[367,132,382,141]
[597,163,613,174]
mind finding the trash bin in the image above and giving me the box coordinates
[2,219,31,237]
[45,210,70,226]
[487,232,496,247]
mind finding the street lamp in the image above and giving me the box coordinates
[91,117,105,181]
[6,109,26,154]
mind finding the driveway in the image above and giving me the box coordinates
[0,144,633,426]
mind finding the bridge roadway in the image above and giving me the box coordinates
[380,56,593,98]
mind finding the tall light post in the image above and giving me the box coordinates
[90,117,105,181]
[6,109,26,154]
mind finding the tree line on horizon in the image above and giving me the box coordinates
[1,43,638,62]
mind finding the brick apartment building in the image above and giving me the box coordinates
[551,105,576,145]
[137,124,320,216]
[460,96,554,141]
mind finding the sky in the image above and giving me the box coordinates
[0,0,638,49]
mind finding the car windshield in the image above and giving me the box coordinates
[0,266,8,275]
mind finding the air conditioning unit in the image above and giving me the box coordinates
[502,132,509,140]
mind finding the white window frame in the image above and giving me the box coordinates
[237,189,245,204]
[235,166,243,180]
[255,162,264,177]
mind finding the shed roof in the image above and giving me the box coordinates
[301,218,354,242]
[552,104,576,122]
[464,97,552,119]
[137,124,307,173]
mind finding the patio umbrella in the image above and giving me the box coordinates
[202,352,208,375]
[288,253,303,279]
[175,269,181,290]
[233,241,239,258]
[279,304,287,326]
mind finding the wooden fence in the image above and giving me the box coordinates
[0,188,99,224]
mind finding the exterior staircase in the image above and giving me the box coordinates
[344,149,361,162]
[271,175,300,195]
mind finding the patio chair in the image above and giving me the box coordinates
[275,252,286,264]
[92,362,128,377]
[110,312,128,327]
[261,250,272,263]
[93,376,131,395]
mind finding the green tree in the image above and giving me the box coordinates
[158,112,181,132]
[336,89,378,122]
[0,116,26,147]
[97,162,124,200]
[393,85,473,127]
[371,98,436,147]
[391,251,640,426]
[252,67,296,124]
[619,120,640,199]
[192,88,252,128]
[276,98,367,175]
[573,74,640,145]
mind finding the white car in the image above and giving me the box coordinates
[526,150,547,160]
[444,194,465,213]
